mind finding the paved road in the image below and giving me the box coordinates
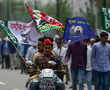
[0,68,95,90]
[0,68,73,90]
[0,69,28,90]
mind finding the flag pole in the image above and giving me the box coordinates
[95,0,98,28]
[10,42,25,62]
[0,21,26,63]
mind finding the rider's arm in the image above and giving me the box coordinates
[28,72,40,80]
[33,53,37,65]
[33,52,40,65]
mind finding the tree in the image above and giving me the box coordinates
[41,0,72,25]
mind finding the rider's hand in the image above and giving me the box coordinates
[25,80,29,88]
[62,69,67,73]
[24,58,27,63]
[64,62,68,66]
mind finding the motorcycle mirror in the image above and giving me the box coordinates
[48,61,56,65]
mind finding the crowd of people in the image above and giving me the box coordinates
[0,32,110,90]
[0,38,18,70]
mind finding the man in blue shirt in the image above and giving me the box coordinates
[91,32,110,90]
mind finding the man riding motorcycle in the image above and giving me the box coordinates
[27,38,65,90]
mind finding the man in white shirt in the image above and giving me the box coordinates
[25,45,37,62]
[53,37,67,81]
[53,37,67,64]
[85,38,95,90]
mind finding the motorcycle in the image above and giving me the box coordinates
[38,68,58,90]
[26,61,64,90]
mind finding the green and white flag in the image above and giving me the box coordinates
[102,8,110,30]
[0,22,18,44]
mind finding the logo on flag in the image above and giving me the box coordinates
[70,25,83,37]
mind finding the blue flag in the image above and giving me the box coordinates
[63,17,95,42]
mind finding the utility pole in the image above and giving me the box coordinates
[72,0,74,16]
[95,0,98,28]
[104,0,106,8]
[6,0,10,20]
[56,0,60,19]
[34,0,37,9]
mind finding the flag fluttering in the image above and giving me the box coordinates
[0,23,18,44]
[25,3,64,32]
[64,17,95,42]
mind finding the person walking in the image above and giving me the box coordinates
[8,41,17,70]
[91,32,110,90]
[53,37,67,81]
[0,38,3,64]
[1,39,10,69]
[85,38,95,90]
[65,40,87,90]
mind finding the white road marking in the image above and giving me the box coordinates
[12,88,20,90]
[0,81,6,85]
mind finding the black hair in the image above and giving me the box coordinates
[56,37,62,44]
[38,37,44,42]
[100,32,108,38]
[85,38,90,43]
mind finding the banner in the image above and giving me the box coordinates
[102,8,110,30]
[8,21,41,45]
[64,17,95,42]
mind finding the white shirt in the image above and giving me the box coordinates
[53,46,67,63]
[86,44,92,71]
[25,46,37,61]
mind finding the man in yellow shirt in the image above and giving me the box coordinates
[33,37,44,66]
[26,37,44,90]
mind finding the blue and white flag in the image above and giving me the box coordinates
[63,17,95,42]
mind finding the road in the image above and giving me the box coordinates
[0,68,73,90]
[0,69,28,90]
[0,67,95,90]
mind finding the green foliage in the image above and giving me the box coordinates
[22,6,32,22]
[59,0,72,24]
[84,7,95,30]
[40,0,72,25]
[60,0,72,17]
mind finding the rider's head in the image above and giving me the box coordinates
[37,37,44,52]
[43,38,53,54]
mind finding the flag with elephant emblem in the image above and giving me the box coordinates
[63,17,95,42]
